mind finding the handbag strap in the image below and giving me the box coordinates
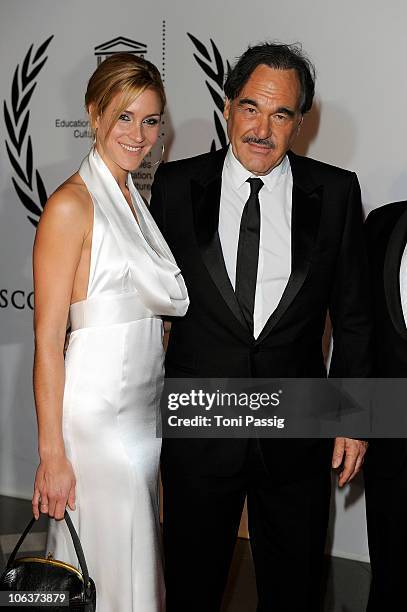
[7,511,91,592]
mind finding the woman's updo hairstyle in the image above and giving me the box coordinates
[85,53,166,136]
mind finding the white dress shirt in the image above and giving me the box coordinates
[400,243,407,325]
[218,147,293,338]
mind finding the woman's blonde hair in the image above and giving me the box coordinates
[85,53,166,136]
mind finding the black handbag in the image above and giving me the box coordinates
[0,511,96,611]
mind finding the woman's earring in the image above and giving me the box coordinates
[152,143,165,168]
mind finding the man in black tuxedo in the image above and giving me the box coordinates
[150,43,371,611]
[364,203,407,611]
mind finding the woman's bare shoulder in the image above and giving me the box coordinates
[50,172,90,208]
[41,172,92,224]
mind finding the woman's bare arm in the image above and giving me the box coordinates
[32,181,91,520]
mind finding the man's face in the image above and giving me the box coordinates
[223,65,303,175]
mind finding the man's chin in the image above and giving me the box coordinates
[245,160,276,176]
[233,147,278,175]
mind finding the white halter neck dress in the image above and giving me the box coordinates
[46,148,189,612]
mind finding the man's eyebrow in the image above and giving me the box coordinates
[275,107,296,117]
[238,98,258,107]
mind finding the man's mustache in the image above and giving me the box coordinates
[242,136,275,149]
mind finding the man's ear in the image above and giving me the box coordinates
[223,98,231,121]
[297,115,304,134]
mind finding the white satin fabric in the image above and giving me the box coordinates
[47,148,188,612]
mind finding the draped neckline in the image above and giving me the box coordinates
[78,147,189,317]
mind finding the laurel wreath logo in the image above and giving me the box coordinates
[187,33,230,151]
[4,35,54,227]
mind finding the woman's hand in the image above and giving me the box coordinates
[32,455,76,520]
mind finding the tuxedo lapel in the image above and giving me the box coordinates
[384,207,407,340]
[256,152,323,343]
[192,150,249,333]
[191,149,322,342]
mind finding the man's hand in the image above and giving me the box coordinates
[332,437,368,487]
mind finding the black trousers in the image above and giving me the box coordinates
[162,439,332,612]
[364,441,407,612]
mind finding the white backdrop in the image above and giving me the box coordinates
[2,0,406,562]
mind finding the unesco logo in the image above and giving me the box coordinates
[94,36,147,64]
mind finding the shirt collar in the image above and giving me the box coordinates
[225,146,290,193]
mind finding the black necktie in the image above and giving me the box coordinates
[235,177,264,334]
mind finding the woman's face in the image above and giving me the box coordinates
[94,88,162,176]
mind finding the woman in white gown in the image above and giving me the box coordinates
[31,54,188,611]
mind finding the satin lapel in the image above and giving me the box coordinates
[384,207,407,340]
[256,176,323,343]
[192,173,249,332]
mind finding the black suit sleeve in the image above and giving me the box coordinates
[328,173,373,377]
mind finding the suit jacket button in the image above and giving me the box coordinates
[251,346,260,354]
